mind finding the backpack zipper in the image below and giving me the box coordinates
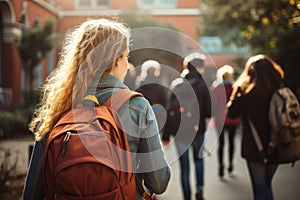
[62,131,71,155]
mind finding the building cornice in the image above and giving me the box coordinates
[62,8,200,17]
[27,1,200,18]
[137,8,200,16]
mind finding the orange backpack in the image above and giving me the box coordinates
[42,89,141,200]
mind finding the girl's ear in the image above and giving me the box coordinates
[111,59,118,68]
[115,58,120,67]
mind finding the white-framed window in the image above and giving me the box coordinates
[34,63,42,86]
[78,0,90,7]
[200,36,248,54]
[76,0,110,8]
[0,87,12,106]
[137,0,177,8]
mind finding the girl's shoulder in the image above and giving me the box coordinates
[128,94,151,114]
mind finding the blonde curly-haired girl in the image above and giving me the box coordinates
[29,18,130,140]
[24,18,170,200]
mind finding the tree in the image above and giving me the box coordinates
[17,19,55,102]
[200,0,300,98]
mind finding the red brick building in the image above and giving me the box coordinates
[0,0,59,106]
[1,0,245,107]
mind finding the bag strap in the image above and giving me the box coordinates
[82,95,100,105]
[142,190,157,200]
[103,89,141,111]
[105,90,158,199]
[136,176,158,200]
[247,117,268,163]
[54,89,143,130]
[83,89,142,110]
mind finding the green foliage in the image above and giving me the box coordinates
[0,90,39,139]
[17,19,56,99]
[200,0,300,57]
[0,110,30,139]
[200,0,300,99]
[17,19,55,69]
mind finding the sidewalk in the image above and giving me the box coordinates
[157,127,300,200]
[0,136,34,175]
[0,129,299,199]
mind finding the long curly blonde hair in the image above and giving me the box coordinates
[29,18,130,141]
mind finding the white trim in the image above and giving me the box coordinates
[137,0,178,9]
[62,8,200,17]
[3,22,22,43]
[62,9,122,17]
[0,0,16,22]
[75,0,110,9]
[138,8,200,15]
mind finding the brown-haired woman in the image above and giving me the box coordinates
[227,54,284,200]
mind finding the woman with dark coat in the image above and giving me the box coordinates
[227,54,284,200]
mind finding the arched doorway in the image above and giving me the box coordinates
[0,0,22,107]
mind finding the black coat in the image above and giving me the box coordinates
[162,70,211,142]
[227,86,273,162]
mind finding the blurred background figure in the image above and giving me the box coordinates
[135,60,168,131]
[227,54,284,200]
[163,52,211,200]
[211,65,240,178]
[124,63,138,90]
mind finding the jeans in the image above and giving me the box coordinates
[246,161,278,200]
[217,125,237,168]
[175,133,205,200]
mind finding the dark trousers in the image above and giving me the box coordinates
[216,125,237,168]
[175,133,205,200]
[247,161,278,200]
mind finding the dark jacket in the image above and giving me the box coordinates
[135,75,168,107]
[163,69,211,142]
[211,81,240,127]
[227,86,273,162]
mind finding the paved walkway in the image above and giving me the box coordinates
[157,127,300,200]
[0,127,300,200]
[0,136,34,175]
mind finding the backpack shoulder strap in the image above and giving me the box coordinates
[91,89,143,133]
[53,89,142,129]
[103,89,143,111]
[82,95,100,106]
[247,117,268,163]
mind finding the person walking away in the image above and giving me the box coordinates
[135,60,168,131]
[163,52,212,200]
[211,65,240,178]
[23,18,170,200]
[227,54,284,200]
